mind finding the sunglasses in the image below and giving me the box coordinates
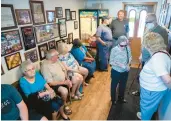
[120,44,127,47]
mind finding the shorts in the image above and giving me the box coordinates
[51,85,68,92]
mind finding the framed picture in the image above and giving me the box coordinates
[15,9,32,25]
[34,24,59,44]
[55,7,63,18]
[46,10,56,23]
[67,33,73,44]
[74,21,78,29]
[24,49,38,63]
[5,52,22,70]
[65,9,71,21]
[30,1,46,25]
[58,18,67,38]
[48,40,56,49]
[62,38,67,43]
[21,26,36,50]
[1,30,23,56]
[1,4,17,30]
[71,11,76,20]
[38,43,48,60]
[1,65,4,75]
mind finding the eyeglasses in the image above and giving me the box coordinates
[145,21,153,24]
[25,67,35,72]
[120,44,127,47]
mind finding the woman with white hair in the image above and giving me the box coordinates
[19,60,70,120]
[58,43,88,99]
[138,32,171,120]
[110,35,132,105]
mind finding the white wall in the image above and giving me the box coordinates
[85,0,162,19]
[1,0,85,84]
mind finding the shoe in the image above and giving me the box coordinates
[132,90,140,96]
[137,112,141,120]
[62,116,70,120]
[117,96,127,103]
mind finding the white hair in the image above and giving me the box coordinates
[57,43,68,54]
[116,35,128,45]
[20,60,33,74]
[46,49,59,60]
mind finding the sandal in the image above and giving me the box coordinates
[84,82,89,86]
[132,90,140,96]
[71,95,82,101]
[64,106,72,115]
[76,92,84,97]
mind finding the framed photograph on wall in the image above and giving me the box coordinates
[67,33,73,44]
[46,10,56,23]
[24,49,38,63]
[71,11,76,20]
[1,4,17,30]
[5,52,22,70]
[38,43,48,60]
[48,40,56,49]
[15,9,32,25]
[1,65,4,75]
[30,1,46,25]
[65,9,71,21]
[55,7,63,18]
[21,26,36,50]
[34,24,59,44]
[1,30,23,56]
[74,21,78,29]
[58,18,67,38]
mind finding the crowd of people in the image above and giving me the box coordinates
[1,10,171,120]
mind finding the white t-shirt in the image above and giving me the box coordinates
[140,52,171,91]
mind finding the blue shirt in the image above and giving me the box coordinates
[96,24,113,41]
[1,84,22,120]
[19,72,46,97]
[110,45,132,72]
[71,45,87,64]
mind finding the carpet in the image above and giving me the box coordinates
[107,67,140,120]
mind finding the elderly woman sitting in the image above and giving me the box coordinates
[110,36,132,105]
[71,38,96,82]
[138,32,171,120]
[58,43,88,98]
[19,60,69,120]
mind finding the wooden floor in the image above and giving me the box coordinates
[69,64,139,120]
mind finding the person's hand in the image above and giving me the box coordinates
[102,41,107,46]
[38,91,49,98]
[64,80,72,88]
[90,58,95,61]
[48,89,56,99]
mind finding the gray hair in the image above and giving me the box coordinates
[146,13,157,23]
[46,49,59,60]
[143,32,167,53]
[20,60,33,74]
[116,35,128,45]
[58,43,68,54]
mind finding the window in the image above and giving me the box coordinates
[128,10,136,37]
[138,10,147,37]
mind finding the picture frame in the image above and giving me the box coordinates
[46,10,56,23]
[1,4,17,30]
[21,26,36,50]
[62,38,68,43]
[65,9,71,21]
[55,7,63,18]
[58,18,67,38]
[67,33,73,44]
[38,43,48,60]
[71,11,76,20]
[1,65,4,75]
[29,1,46,25]
[74,21,78,29]
[5,52,22,70]
[15,9,32,25]
[34,23,59,44]
[24,49,38,63]
[48,40,56,49]
[1,30,23,56]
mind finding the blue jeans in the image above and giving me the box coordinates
[111,69,129,101]
[140,87,167,120]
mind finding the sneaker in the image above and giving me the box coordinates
[137,112,141,119]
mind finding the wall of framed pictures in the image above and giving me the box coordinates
[1,0,84,84]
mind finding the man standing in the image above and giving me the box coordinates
[110,10,129,46]
[96,16,113,71]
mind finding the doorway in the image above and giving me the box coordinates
[123,2,157,64]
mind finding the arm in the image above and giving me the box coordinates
[161,74,171,89]
[96,26,106,46]
[17,100,29,120]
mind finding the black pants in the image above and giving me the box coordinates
[111,69,129,101]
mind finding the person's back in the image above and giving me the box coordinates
[1,84,23,120]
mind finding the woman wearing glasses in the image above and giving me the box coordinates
[109,36,132,105]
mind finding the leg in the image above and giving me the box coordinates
[52,112,58,120]
[59,106,70,120]
[111,69,120,103]
[78,66,88,81]
[58,86,68,105]
[98,44,108,70]
[82,61,96,77]
[140,87,167,120]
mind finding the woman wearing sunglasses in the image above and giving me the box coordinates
[109,35,132,105]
